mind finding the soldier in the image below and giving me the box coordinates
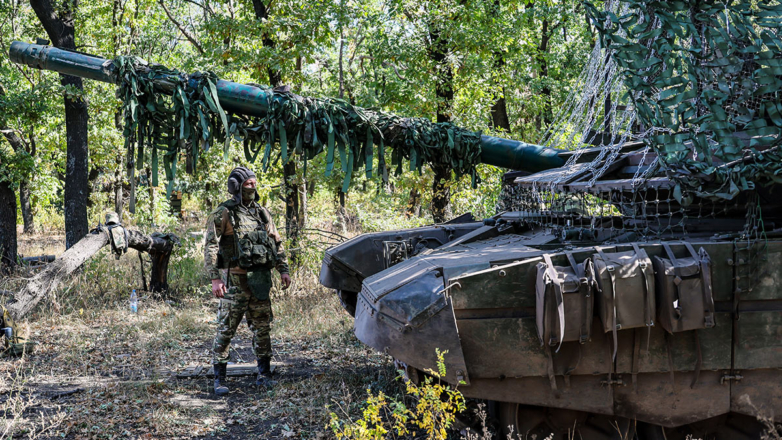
[204,167,292,396]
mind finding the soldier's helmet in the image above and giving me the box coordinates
[227,167,259,203]
[105,212,121,226]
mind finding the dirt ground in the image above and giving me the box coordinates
[1,295,399,439]
[1,232,403,439]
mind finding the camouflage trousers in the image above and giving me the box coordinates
[213,271,273,364]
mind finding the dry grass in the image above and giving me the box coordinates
[1,278,397,439]
[1,229,400,439]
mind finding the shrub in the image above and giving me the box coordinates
[328,349,466,440]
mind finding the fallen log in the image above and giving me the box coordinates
[7,228,178,320]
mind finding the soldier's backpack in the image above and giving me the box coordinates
[535,253,596,349]
[653,242,715,333]
[592,244,655,358]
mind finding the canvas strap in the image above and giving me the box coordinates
[595,246,619,360]
[543,254,566,352]
[566,252,590,344]
[563,344,582,389]
[604,337,615,396]
[632,328,642,392]
[632,243,653,352]
[229,207,242,262]
[665,332,677,397]
[545,344,558,391]
[662,242,683,320]
[683,242,716,327]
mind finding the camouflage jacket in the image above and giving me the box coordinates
[204,200,289,280]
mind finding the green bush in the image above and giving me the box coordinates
[328,349,466,440]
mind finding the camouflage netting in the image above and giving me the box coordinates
[113,56,482,207]
[587,1,782,201]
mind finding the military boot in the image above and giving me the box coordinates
[213,363,229,396]
[256,357,276,388]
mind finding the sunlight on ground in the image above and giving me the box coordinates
[1,232,399,439]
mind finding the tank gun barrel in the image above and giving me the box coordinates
[10,41,564,172]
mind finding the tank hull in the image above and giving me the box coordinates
[337,219,782,429]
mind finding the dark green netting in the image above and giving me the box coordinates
[587,1,782,201]
[113,57,482,200]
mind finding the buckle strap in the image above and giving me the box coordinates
[691,330,703,389]
[566,252,591,344]
[545,345,558,391]
[662,242,684,323]
[543,254,566,352]
[689,243,716,328]
[595,246,619,360]
[632,243,654,352]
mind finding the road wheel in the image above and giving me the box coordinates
[637,413,765,440]
[497,402,636,440]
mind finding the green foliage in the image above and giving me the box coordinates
[0,0,591,229]
[328,349,466,440]
[0,142,33,186]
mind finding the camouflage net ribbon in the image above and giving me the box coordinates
[586,1,782,202]
[113,57,482,200]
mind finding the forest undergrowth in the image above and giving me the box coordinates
[0,222,409,440]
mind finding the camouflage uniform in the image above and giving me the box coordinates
[204,200,289,364]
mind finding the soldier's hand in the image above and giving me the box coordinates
[281,273,292,290]
[211,279,227,298]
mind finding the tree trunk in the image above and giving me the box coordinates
[491,95,511,132]
[20,180,34,234]
[432,164,451,223]
[405,188,421,219]
[250,0,282,87]
[147,167,156,225]
[539,18,552,128]
[31,0,90,250]
[6,228,178,319]
[429,29,454,124]
[0,181,16,271]
[0,85,28,269]
[298,178,307,231]
[490,0,511,133]
[335,189,347,234]
[114,160,124,222]
[428,25,454,223]
[338,23,346,99]
[283,161,300,264]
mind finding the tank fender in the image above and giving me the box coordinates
[355,269,471,386]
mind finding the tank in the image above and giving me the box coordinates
[10,39,782,440]
[320,141,782,439]
[318,3,782,436]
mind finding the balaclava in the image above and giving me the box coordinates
[227,167,259,205]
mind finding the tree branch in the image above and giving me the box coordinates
[182,0,215,17]
[29,0,70,47]
[158,0,205,55]
[348,28,366,69]
[0,84,28,153]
